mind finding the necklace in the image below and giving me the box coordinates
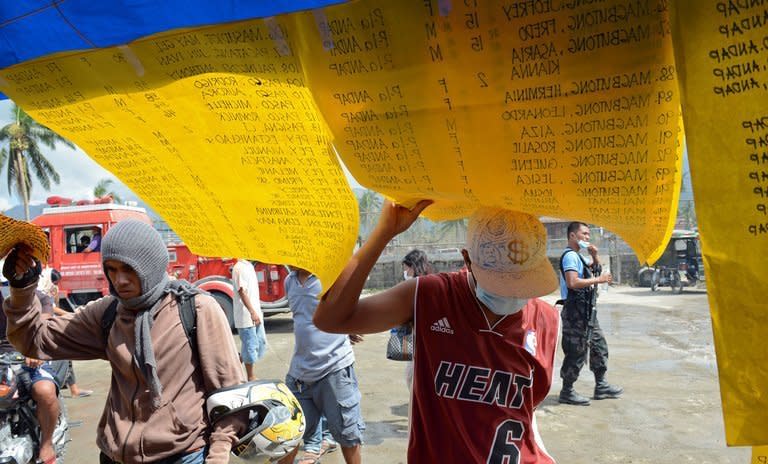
[466,272,506,337]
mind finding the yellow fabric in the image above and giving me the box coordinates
[753,447,768,463]
[671,0,768,446]
[0,0,682,288]
[297,0,683,265]
[0,31,359,287]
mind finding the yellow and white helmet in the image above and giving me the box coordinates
[206,380,305,462]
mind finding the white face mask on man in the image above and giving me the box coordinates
[403,271,412,281]
[472,273,528,315]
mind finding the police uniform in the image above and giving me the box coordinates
[558,248,622,404]
[559,249,609,383]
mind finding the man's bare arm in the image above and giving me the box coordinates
[237,287,260,325]
[52,306,69,316]
[587,244,601,266]
[314,200,432,334]
[565,269,611,290]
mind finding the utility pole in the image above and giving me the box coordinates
[613,235,622,285]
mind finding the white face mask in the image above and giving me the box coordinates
[473,274,528,315]
[577,240,590,250]
[403,271,412,281]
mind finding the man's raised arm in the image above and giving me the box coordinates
[314,199,432,335]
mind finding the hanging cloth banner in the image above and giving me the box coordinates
[296,0,683,265]
[671,0,768,446]
[0,0,346,70]
[0,0,682,287]
[0,25,359,288]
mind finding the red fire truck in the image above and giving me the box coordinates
[165,243,291,327]
[32,197,290,327]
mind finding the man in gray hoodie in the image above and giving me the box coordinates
[3,219,244,464]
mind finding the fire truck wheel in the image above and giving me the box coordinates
[210,291,236,334]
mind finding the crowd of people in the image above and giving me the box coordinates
[1,202,622,463]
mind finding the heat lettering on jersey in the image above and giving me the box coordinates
[434,361,533,409]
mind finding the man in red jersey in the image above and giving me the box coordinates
[315,200,561,463]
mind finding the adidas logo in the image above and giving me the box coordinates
[430,317,454,335]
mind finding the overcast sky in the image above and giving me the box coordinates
[0,99,363,213]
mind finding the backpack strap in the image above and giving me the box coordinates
[558,250,570,281]
[100,294,197,355]
[560,249,593,280]
[101,297,119,343]
[177,293,198,356]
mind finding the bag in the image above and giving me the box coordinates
[386,324,413,361]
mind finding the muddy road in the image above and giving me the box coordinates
[61,286,747,463]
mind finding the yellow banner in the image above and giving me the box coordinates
[754,447,768,464]
[296,0,683,263]
[671,0,768,446]
[0,22,359,287]
[0,0,682,284]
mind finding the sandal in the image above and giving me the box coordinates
[320,440,338,455]
[297,450,322,464]
[36,456,56,464]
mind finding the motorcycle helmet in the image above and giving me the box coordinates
[206,380,304,462]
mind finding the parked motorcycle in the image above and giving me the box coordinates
[650,265,684,293]
[649,230,704,293]
[0,352,70,464]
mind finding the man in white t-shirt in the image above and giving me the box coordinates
[231,259,266,381]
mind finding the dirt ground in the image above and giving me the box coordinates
[61,286,750,463]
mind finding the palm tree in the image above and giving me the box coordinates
[94,178,122,204]
[436,218,468,245]
[677,169,697,229]
[0,104,73,220]
[678,200,696,230]
[357,189,382,238]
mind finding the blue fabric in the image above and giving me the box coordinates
[559,248,584,300]
[303,416,335,453]
[238,323,267,364]
[285,365,365,448]
[179,448,206,464]
[284,272,354,382]
[22,362,61,390]
[85,233,101,252]
[0,1,345,71]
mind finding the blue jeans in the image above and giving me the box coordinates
[179,449,204,464]
[239,323,267,364]
[22,361,64,391]
[99,447,205,464]
[303,416,335,453]
[285,365,365,448]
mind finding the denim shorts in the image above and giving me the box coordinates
[22,361,64,391]
[285,365,365,448]
[100,447,205,464]
[239,324,267,364]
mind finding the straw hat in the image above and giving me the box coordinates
[466,207,558,298]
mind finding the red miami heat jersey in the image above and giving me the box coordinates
[408,272,560,464]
